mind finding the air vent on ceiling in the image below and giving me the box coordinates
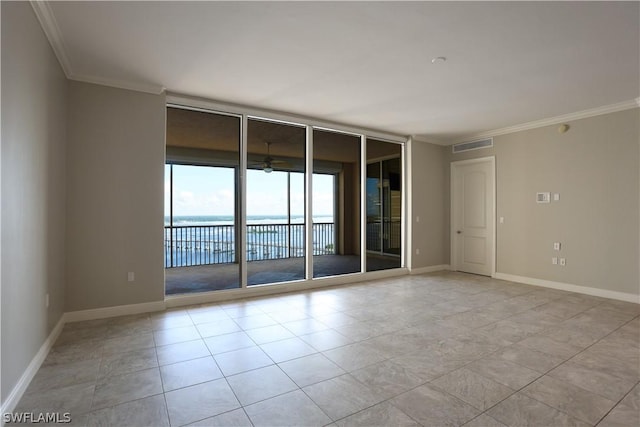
[452,138,493,153]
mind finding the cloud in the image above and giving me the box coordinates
[246,189,288,217]
[172,189,236,216]
[167,167,335,218]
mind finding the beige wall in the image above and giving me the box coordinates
[449,108,640,296]
[410,140,449,269]
[66,82,166,311]
[1,2,68,402]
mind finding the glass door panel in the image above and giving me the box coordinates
[165,107,241,294]
[312,129,361,278]
[366,162,382,253]
[246,119,306,286]
[382,157,402,255]
[366,139,402,272]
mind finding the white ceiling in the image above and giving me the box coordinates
[40,1,639,143]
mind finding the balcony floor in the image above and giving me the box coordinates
[165,254,401,295]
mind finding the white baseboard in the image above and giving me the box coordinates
[409,264,451,275]
[64,300,166,323]
[493,272,640,304]
[0,316,65,422]
[1,300,166,421]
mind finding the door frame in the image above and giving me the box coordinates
[450,156,496,276]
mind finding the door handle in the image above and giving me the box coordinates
[457,230,462,234]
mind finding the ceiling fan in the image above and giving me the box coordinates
[250,142,288,173]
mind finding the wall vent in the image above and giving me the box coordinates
[452,138,493,153]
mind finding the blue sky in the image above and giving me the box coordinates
[165,165,334,218]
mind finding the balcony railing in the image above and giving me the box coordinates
[366,220,402,252]
[164,223,335,268]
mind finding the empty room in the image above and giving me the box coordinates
[1,1,638,426]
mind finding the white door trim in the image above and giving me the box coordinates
[450,156,496,276]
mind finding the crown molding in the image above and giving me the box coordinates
[455,98,640,144]
[69,74,166,95]
[31,1,73,78]
[30,1,165,96]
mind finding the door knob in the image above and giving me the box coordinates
[456,230,462,234]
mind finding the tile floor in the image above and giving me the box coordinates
[14,272,640,426]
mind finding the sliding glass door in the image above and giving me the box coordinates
[164,104,405,295]
[164,107,241,294]
[246,118,306,286]
[366,139,402,271]
[313,129,361,277]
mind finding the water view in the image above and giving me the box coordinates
[164,215,335,268]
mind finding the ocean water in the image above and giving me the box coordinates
[164,215,335,267]
[165,215,334,226]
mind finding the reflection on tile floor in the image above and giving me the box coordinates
[14,272,640,426]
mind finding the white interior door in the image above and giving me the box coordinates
[451,157,495,276]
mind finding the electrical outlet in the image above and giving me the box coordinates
[560,258,566,266]
[552,257,558,265]
[416,248,420,255]
[537,192,550,203]
[553,242,561,251]
[416,216,420,223]
[127,272,135,282]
